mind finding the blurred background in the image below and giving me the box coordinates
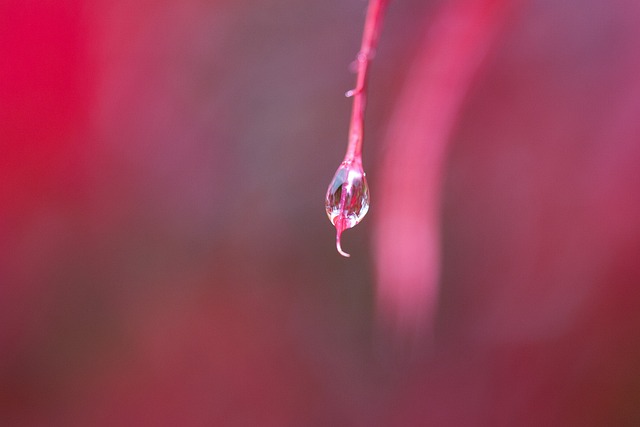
[2,0,640,425]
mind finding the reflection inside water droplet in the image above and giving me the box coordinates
[325,161,370,256]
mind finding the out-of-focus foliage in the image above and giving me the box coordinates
[1,0,640,425]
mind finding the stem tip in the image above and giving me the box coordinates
[335,217,351,258]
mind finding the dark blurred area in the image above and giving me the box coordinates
[2,0,640,425]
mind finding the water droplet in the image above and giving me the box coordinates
[325,161,370,257]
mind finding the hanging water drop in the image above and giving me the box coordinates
[325,161,370,257]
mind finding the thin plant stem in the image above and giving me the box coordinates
[326,0,388,257]
[344,0,389,163]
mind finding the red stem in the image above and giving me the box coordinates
[344,0,389,162]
